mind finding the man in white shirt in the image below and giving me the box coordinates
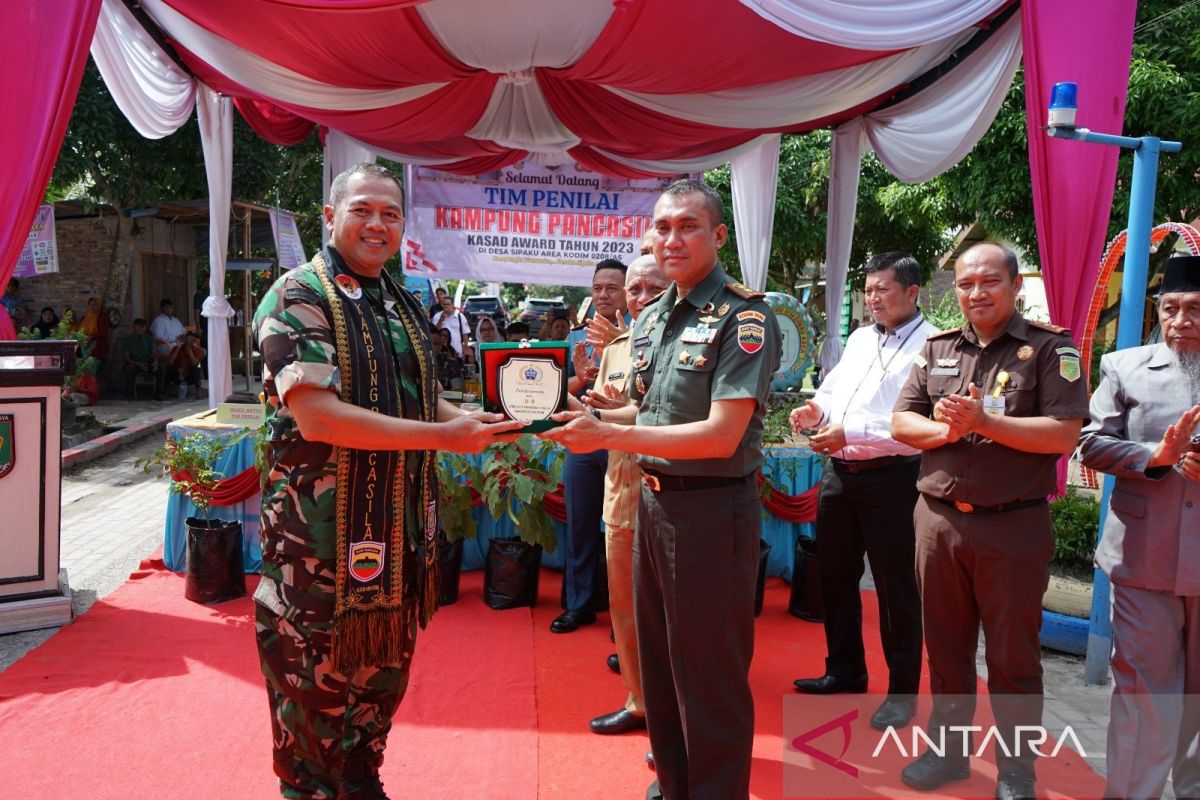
[790,251,935,730]
[432,295,469,357]
[150,298,187,397]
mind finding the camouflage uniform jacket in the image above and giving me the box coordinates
[252,261,428,617]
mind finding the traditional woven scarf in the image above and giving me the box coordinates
[311,247,440,674]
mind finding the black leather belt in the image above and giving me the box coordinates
[929,496,1047,515]
[830,454,920,474]
[642,470,749,493]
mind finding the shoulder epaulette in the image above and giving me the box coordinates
[1028,320,1070,335]
[927,327,963,340]
[725,281,764,300]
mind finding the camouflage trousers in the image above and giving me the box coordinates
[255,602,417,799]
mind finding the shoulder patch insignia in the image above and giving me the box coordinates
[1059,355,1081,382]
[737,322,765,354]
[736,310,766,323]
[725,281,764,300]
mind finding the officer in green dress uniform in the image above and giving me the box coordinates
[253,163,522,800]
[542,179,781,800]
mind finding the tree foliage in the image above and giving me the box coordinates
[708,0,1200,292]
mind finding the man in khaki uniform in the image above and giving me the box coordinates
[543,179,781,800]
[586,254,672,737]
[891,242,1089,800]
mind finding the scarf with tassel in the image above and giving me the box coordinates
[311,246,440,674]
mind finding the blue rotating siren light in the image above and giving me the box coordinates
[1047,81,1078,128]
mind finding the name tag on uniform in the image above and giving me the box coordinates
[930,367,960,377]
[681,326,717,344]
[633,335,652,349]
[983,396,1006,416]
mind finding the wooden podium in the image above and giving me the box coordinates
[0,340,75,633]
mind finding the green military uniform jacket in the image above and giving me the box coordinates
[628,262,781,478]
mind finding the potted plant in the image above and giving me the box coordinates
[433,451,483,605]
[1044,487,1101,618]
[476,434,564,610]
[139,431,249,604]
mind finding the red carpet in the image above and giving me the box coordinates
[0,560,1105,799]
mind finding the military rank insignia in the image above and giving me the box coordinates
[0,414,13,479]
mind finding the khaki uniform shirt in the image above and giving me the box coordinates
[893,313,1090,506]
[598,330,639,530]
[629,262,781,478]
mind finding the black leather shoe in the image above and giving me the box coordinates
[792,673,868,694]
[607,653,621,674]
[590,708,647,735]
[645,750,655,770]
[550,608,596,633]
[869,696,917,730]
[900,750,970,791]
[995,772,1036,800]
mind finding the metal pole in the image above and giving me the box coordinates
[1047,125,1182,684]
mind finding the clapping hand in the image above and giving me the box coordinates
[585,382,629,411]
[789,399,822,434]
[585,314,628,352]
[572,341,599,384]
[1149,404,1200,471]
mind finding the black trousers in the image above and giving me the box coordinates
[634,476,760,800]
[815,457,923,695]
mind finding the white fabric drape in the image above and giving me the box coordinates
[820,121,868,372]
[865,13,1022,183]
[91,0,195,139]
[197,85,235,409]
[609,30,971,129]
[738,0,1008,48]
[321,131,377,244]
[466,77,581,154]
[729,134,780,292]
[817,14,1021,371]
[417,0,612,72]
[139,0,445,111]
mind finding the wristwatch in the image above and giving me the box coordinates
[590,407,602,421]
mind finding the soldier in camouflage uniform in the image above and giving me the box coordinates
[253,163,522,800]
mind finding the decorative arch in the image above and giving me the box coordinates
[1081,222,1200,388]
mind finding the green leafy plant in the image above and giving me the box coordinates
[1050,488,1101,577]
[925,288,966,332]
[437,452,483,543]
[138,431,249,524]
[19,309,96,395]
[763,403,796,446]
[475,435,565,553]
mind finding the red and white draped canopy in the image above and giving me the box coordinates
[65,0,1134,407]
[99,0,1018,176]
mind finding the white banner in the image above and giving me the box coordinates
[14,204,59,278]
[269,207,307,270]
[404,163,678,287]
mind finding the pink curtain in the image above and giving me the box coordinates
[0,1,102,322]
[1023,0,1137,336]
